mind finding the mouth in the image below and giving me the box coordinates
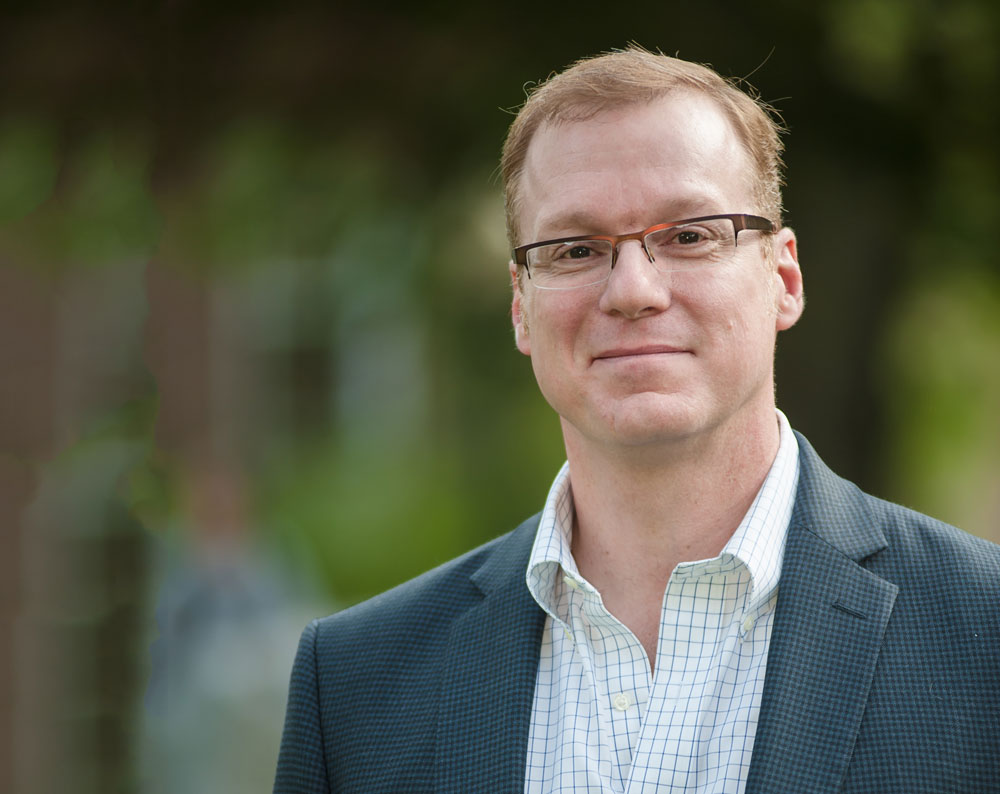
[593,344,690,362]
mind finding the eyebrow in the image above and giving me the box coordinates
[534,200,723,240]
[534,210,606,239]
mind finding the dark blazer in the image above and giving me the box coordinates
[274,433,1000,793]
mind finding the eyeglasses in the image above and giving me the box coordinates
[513,214,776,290]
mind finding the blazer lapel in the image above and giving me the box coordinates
[435,516,547,794]
[746,434,899,793]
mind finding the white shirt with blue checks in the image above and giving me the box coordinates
[524,411,800,793]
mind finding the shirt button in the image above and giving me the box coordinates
[742,615,755,633]
[562,574,581,590]
[612,693,631,711]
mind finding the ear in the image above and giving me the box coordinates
[510,261,531,356]
[772,227,804,332]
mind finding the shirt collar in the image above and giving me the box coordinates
[525,459,576,625]
[526,410,800,622]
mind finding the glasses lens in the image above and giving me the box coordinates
[527,239,613,288]
[644,218,736,270]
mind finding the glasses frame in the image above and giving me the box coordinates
[512,213,777,286]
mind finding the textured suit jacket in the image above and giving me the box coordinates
[274,433,1000,792]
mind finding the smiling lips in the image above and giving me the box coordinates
[593,344,690,361]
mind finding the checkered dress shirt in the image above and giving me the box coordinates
[524,411,800,793]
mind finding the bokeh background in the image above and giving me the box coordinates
[1,2,998,792]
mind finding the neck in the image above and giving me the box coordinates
[562,406,781,662]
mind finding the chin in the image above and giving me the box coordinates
[582,393,711,447]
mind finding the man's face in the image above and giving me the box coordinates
[510,93,803,455]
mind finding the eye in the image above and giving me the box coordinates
[527,239,611,274]
[675,230,705,245]
[558,243,600,260]
[650,222,726,249]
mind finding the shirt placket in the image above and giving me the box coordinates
[626,561,748,793]
[566,578,650,792]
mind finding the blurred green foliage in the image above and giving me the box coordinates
[881,271,1000,533]
[0,117,59,224]
[0,128,160,273]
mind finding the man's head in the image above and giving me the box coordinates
[501,46,786,249]
[502,49,803,454]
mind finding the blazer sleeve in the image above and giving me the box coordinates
[274,619,330,793]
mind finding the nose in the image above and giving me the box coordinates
[598,239,672,319]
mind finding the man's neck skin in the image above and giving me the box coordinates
[563,404,781,673]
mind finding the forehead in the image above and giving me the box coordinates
[519,93,754,240]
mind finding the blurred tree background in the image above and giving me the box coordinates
[0,2,997,792]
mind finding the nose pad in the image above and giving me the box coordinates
[612,238,655,268]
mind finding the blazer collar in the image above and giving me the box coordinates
[435,515,546,793]
[786,431,889,561]
[746,432,899,793]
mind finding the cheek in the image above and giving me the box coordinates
[529,294,588,349]
[698,278,777,357]
[694,279,747,332]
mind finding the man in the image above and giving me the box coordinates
[274,48,1000,793]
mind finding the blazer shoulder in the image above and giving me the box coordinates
[312,512,541,651]
[794,430,1000,581]
[792,430,1000,619]
[865,492,1000,594]
[276,514,545,792]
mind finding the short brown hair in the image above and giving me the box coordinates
[500,46,786,248]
